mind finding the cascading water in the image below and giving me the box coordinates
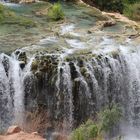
[0,53,29,130]
[9,53,25,125]
[56,61,73,133]
[0,54,12,130]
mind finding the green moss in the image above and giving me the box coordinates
[31,60,38,71]
[31,55,59,78]
[110,50,120,58]
[80,67,87,75]
[84,72,90,78]
[1,16,36,27]
[18,17,36,27]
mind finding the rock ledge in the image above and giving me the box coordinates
[0,125,45,140]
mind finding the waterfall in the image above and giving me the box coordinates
[9,53,25,125]
[0,54,12,130]
[60,62,73,133]
[0,53,27,130]
[1,40,140,138]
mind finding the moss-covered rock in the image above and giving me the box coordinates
[17,51,27,64]
[31,55,59,79]
[31,60,38,71]
[19,61,26,69]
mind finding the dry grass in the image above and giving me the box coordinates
[22,108,50,136]
[19,108,71,140]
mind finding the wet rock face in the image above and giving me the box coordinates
[23,51,140,129]
[69,62,78,80]
[25,55,59,119]
[31,55,58,74]
[13,51,27,69]
[7,125,21,135]
[2,56,10,77]
[19,61,26,69]
[15,51,27,64]
[25,54,120,127]
[24,54,103,125]
[0,125,45,140]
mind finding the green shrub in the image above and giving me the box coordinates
[71,127,84,140]
[48,3,64,21]
[123,2,140,21]
[99,104,122,133]
[70,105,122,140]
[71,120,98,140]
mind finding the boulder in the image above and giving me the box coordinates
[17,51,27,64]
[19,0,37,4]
[1,126,46,140]
[32,132,39,135]
[103,20,116,27]
[35,8,49,17]
[19,61,26,69]
[129,33,140,39]
[7,125,21,135]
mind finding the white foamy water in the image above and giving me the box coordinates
[9,54,25,125]
[39,36,58,45]
[120,126,140,140]
[124,136,140,140]
[60,24,75,35]
[0,53,25,128]
[66,39,86,48]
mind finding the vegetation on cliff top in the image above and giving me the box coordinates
[123,2,140,21]
[80,0,140,21]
